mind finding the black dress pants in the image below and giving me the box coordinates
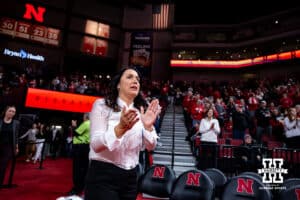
[85,160,137,200]
[72,144,90,193]
[0,144,13,185]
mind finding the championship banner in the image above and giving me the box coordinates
[129,32,152,68]
[15,21,31,39]
[0,17,60,46]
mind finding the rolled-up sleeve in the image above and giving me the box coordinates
[90,99,123,152]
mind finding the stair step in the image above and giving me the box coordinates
[152,105,196,176]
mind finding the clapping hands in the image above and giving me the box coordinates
[115,99,161,138]
[140,99,161,131]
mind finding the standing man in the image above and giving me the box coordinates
[68,113,90,196]
[255,100,272,144]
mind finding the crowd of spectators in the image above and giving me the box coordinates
[181,76,300,149]
[1,65,300,165]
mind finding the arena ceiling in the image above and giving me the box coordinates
[103,0,299,24]
[173,1,300,24]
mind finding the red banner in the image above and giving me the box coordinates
[25,88,100,113]
[47,28,60,45]
[31,25,47,43]
[15,21,31,39]
[0,18,16,36]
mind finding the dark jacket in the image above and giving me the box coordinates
[232,110,249,131]
[0,119,20,154]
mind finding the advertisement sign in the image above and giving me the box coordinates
[25,88,99,113]
[3,48,45,62]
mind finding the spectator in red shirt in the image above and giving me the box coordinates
[248,92,259,117]
[269,107,284,141]
[190,99,205,127]
[279,93,293,113]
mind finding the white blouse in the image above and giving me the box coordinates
[199,118,220,143]
[89,98,158,170]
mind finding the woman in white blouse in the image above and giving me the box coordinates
[199,108,220,169]
[199,108,220,144]
[84,67,160,200]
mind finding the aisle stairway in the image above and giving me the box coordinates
[152,105,197,176]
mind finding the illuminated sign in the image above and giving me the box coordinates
[0,17,61,46]
[3,48,45,62]
[25,88,99,113]
[170,50,300,69]
[23,3,46,23]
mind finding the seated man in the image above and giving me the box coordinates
[234,134,262,172]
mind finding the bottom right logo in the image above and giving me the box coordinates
[258,158,288,184]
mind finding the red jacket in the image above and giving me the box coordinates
[191,104,205,120]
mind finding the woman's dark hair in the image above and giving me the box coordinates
[105,67,147,111]
[204,108,215,118]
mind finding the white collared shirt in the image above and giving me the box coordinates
[89,98,158,170]
[199,117,220,143]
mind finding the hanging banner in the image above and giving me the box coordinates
[0,17,61,46]
[129,32,152,68]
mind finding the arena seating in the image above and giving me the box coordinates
[169,169,214,200]
[138,164,176,199]
[204,168,227,199]
[222,174,273,200]
[278,184,300,200]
